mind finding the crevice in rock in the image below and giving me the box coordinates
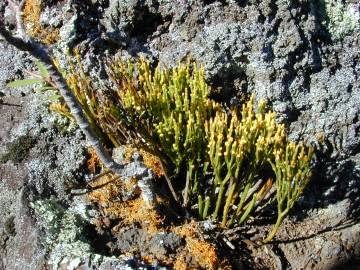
[203,0,228,6]
[83,222,115,257]
[129,6,165,43]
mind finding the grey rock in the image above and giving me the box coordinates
[0,41,47,270]
[14,93,87,200]
[147,232,184,260]
[116,227,184,261]
[0,41,32,94]
[40,6,63,28]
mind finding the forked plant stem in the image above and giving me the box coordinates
[263,211,287,243]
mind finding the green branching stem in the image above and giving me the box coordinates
[263,143,313,243]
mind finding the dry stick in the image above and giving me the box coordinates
[0,0,156,204]
[65,170,112,191]
[159,159,179,202]
[183,170,191,207]
[70,175,122,196]
[244,178,264,203]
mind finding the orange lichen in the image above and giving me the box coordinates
[109,197,165,233]
[23,0,42,29]
[123,145,164,176]
[142,255,158,265]
[173,254,189,270]
[86,172,226,269]
[87,173,163,232]
[172,221,222,270]
[23,0,60,44]
[139,149,164,177]
[124,177,139,192]
[36,26,60,45]
[85,147,102,174]
[124,146,137,163]
[172,220,198,239]
[86,173,123,207]
[186,238,219,270]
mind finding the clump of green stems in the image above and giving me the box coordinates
[108,57,314,241]
[9,56,314,242]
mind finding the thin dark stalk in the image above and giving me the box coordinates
[159,159,179,202]
[70,175,122,196]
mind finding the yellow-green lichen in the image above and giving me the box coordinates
[30,199,103,269]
